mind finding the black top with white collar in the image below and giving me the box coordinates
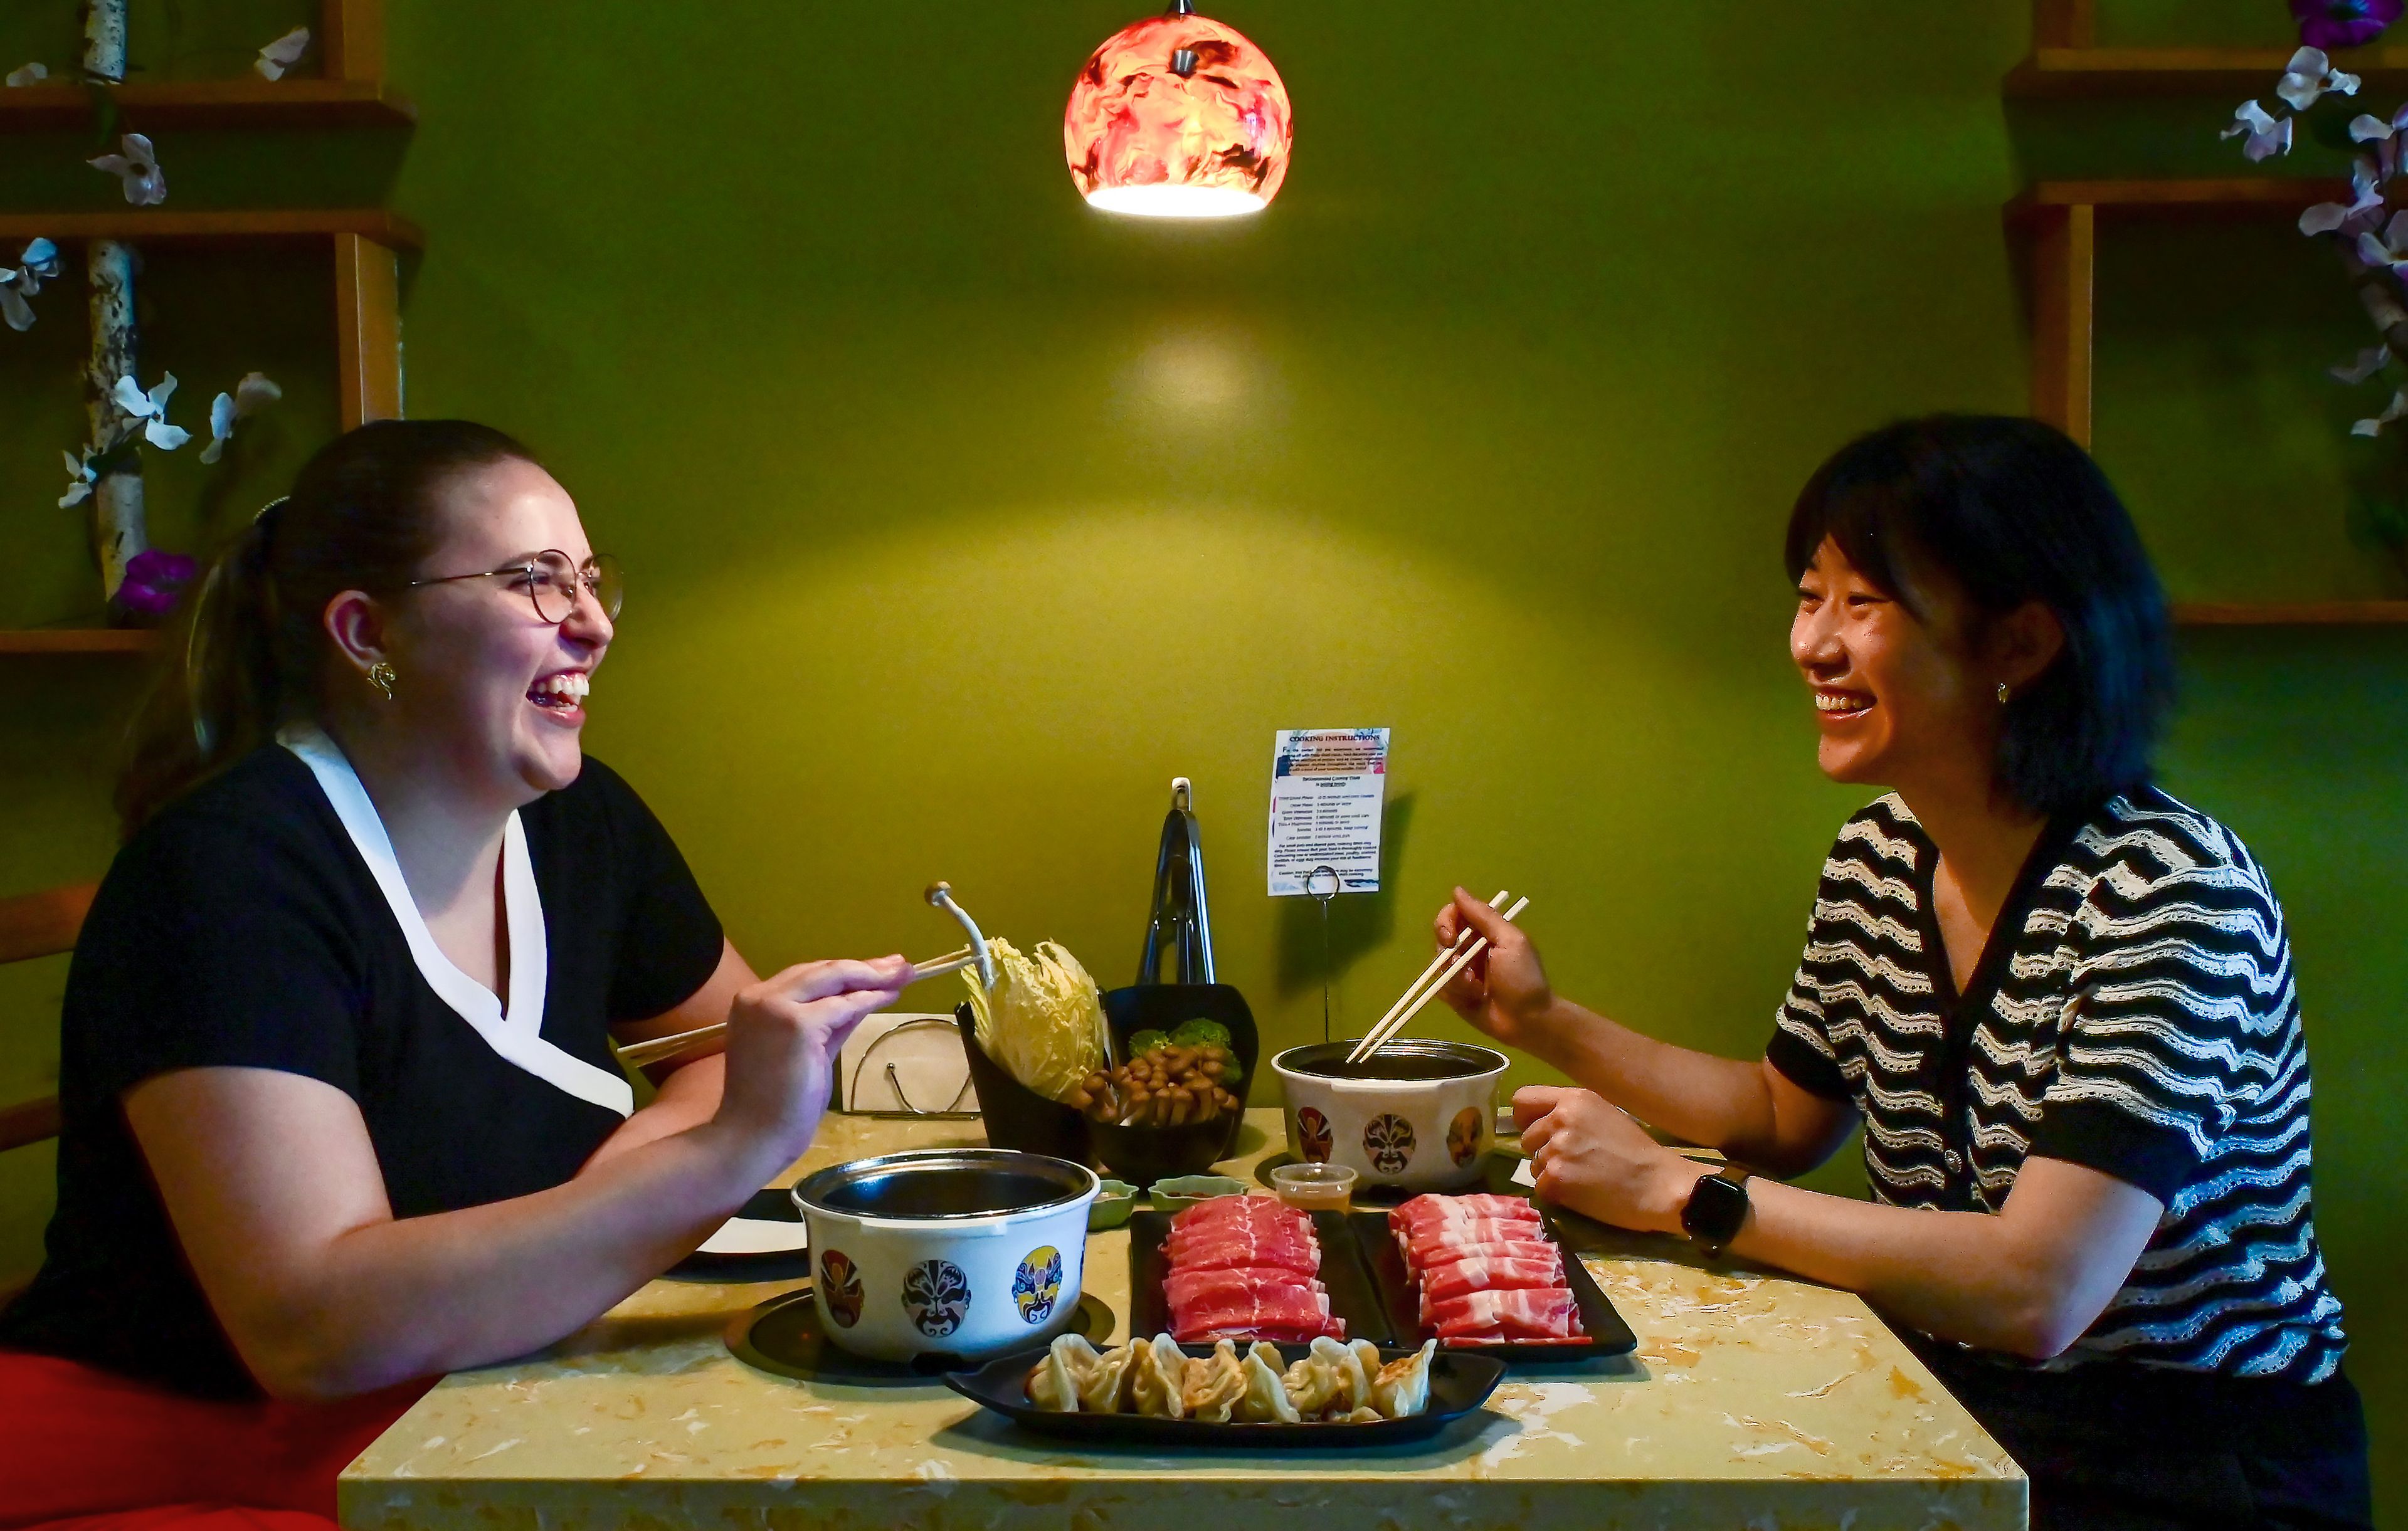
[0,745,725,1398]
[1766,789,2346,1383]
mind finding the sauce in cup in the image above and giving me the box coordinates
[1271,1162,1358,1213]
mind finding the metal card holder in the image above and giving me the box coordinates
[842,1014,979,1120]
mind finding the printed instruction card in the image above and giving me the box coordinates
[1268,728,1390,896]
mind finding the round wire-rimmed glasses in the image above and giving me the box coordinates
[404,550,623,625]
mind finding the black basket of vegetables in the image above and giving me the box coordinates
[1078,985,1258,1187]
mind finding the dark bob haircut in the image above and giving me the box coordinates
[1784,414,2174,817]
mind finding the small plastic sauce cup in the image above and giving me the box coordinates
[1271,1162,1358,1213]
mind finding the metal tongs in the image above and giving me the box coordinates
[1136,777,1215,986]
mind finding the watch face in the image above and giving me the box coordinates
[1681,1171,1749,1246]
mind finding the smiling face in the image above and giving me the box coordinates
[1790,537,2002,799]
[376,457,612,804]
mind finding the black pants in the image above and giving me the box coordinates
[1902,1335,2374,1531]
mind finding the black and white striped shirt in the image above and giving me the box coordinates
[1766,790,2346,1382]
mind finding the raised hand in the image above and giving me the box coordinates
[711,955,912,1172]
[1432,886,1555,1050]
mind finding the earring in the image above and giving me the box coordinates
[367,661,397,701]
[1995,681,2010,705]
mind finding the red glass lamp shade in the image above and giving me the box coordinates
[1064,3,1292,218]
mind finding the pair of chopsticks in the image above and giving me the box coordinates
[1344,888,1530,1065]
[613,945,983,1070]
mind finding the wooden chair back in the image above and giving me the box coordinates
[0,882,94,1152]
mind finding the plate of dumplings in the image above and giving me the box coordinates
[943,1332,1507,1446]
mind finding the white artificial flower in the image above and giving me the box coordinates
[5,63,46,87]
[59,449,95,508]
[110,372,192,451]
[2276,47,2360,112]
[0,240,53,330]
[255,27,310,82]
[2351,112,2397,143]
[2353,386,2408,436]
[16,238,56,287]
[2303,200,2358,234]
[2308,153,2393,233]
[2222,101,2293,162]
[2355,209,2408,273]
[199,371,283,463]
[88,134,166,206]
[2332,345,2392,384]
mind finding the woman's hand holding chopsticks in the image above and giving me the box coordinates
[706,955,912,1182]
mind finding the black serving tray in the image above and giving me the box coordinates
[944,1340,1505,1447]
[1127,1208,1395,1345]
[1346,1208,1637,1361]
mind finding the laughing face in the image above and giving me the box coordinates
[1790,537,2000,797]
[383,458,612,804]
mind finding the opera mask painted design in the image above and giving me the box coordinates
[818,1249,864,1328]
[1363,1113,1417,1176]
[903,1258,971,1339]
[1447,1105,1486,1167]
[1295,1105,1334,1163]
[1013,1246,1064,1325]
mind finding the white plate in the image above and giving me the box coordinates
[698,1216,811,1257]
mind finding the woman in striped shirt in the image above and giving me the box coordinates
[1436,416,2369,1529]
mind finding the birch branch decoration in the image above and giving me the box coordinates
[80,0,151,614]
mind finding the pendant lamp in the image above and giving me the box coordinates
[1064,0,1292,218]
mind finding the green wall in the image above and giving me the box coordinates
[1,1,2401,1517]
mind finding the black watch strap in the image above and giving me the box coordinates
[1679,1164,1752,1258]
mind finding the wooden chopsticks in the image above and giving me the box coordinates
[611,945,982,1070]
[1344,891,1529,1065]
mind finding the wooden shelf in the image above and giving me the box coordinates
[2173,602,2408,624]
[2011,177,2342,219]
[0,209,418,428]
[2010,179,2348,446]
[0,629,156,655]
[0,78,413,132]
[2008,45,2408,97]
[0,208,421,248]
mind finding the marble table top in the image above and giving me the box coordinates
[340,1109,2024,1530]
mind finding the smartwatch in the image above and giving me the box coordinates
[1679,1164,1752,1258]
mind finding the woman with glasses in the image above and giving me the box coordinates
[0,420,911,1528]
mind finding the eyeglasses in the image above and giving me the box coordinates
[404,550,623,625]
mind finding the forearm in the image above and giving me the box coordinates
[268,1118,776,1397]
[1638,1169,2105,1359]
[583,1055,726,1171]
[1741,1181,2072,1353]
[1528,997,1793,1164]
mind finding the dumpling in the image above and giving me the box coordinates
[1280,1335,1369,1420]
[1278,1351,1341,1418]
[1180,1339,1247,1423]
[1237,1341,1300,1424]
[1079,1341,1140,1414]
[1131,1333,1188,1419]
[1369,1339,1436,1419]
[1025,1333,1099,1411]
[1312,1334,1372,1416]
[1347,1339,1383,1390]
[1343,1405,1384,1423]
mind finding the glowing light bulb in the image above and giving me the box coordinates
[1064,2,1292,219]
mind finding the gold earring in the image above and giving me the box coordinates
[1995,681,2010,705]
[367,661,397,701]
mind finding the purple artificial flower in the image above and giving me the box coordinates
[2294,0,2404,52]
[116,549,198,618]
